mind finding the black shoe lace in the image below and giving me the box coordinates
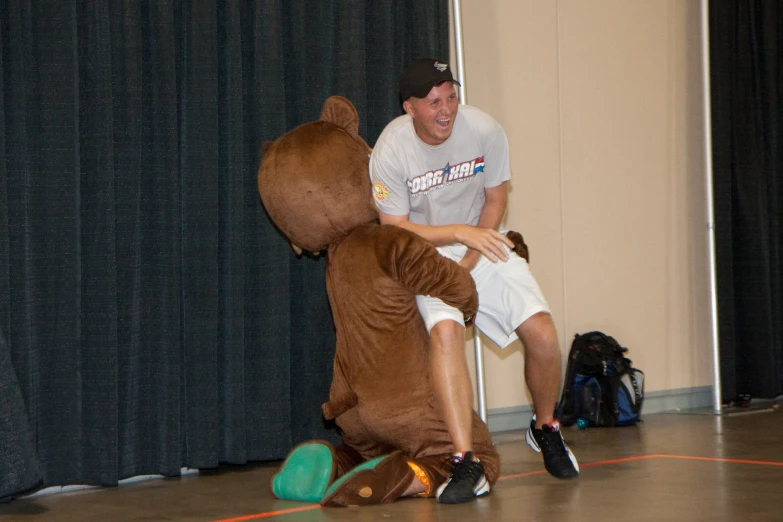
[539,429,569,460]
[449,453,484,482]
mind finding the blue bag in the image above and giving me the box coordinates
[558,332,644,427]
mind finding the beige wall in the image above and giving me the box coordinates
[453,0,714,410]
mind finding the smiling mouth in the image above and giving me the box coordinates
[436,118,450,127]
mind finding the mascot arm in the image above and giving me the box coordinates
[376,225,478,322]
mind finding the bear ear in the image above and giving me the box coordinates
[260,140,275,157]
[319,95,360,137]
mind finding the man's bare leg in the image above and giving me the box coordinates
[518,311,578,479]
[429,320,474,454]
[516,312,561,429]
[402,477,428,497]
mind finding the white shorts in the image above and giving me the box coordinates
[415,240,550,349]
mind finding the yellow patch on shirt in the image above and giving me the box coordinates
[372,181,390,202]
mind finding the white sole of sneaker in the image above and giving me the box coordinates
[474,474,490,496]
[525,427,541,452]
[435,473,491,502]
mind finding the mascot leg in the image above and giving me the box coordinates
[318,408,415,507]
[334,442,365,475]
[407,413,501,498]
[470,412,501,490]
[406,454,451,497]
[406,448,499,500]
[321,450,414,507]
[270,440,337,503]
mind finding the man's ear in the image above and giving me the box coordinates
[402,100,414,117]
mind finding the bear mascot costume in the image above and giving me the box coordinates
[257,96,528,507]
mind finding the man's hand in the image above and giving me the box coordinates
[377,212,513,264]
[454,225,514,263]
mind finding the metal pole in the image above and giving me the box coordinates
[452,0,488,423]
[701,0,722,414]
[452,0,468,105]
[474,329,488,423]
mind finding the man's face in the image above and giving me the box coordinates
[404,81,459,146]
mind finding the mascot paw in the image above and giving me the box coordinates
[321,451,414,507]
[506,230,529,262]
[270,441,337,503]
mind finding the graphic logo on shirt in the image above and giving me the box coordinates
[372,181,390,202]
[407,156,485,197]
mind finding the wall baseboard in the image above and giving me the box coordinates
[487,385,713,433]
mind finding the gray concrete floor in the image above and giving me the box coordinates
[2,410,782,521]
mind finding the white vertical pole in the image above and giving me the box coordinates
[474,329,488,423]
[451,0,488,424]
[452,0,468,104]
[700,0,722,414]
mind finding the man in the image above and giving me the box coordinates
[369,58,579,504]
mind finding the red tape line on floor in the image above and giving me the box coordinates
[653,453,783,466]
[213,505,319,521]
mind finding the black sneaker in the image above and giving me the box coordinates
[435,451,490,504]
[526,417,580,479]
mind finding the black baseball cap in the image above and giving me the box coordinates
[399,58,461,102]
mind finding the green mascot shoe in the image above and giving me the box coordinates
[270,440,337,503]
[321,451,414,507]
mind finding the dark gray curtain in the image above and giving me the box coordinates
[711,1,783,401]
[0,0,448,499]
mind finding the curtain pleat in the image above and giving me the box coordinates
[0,0,448,498]
[77,0,120,486]
[711,0,783,400]
[0,328,41,500]
[179,0,221,469]
[216,0,250,466]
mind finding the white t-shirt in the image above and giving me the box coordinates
[370,104,511,227]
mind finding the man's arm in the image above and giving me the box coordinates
[458,182,509,271]
[378,181,513,270]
